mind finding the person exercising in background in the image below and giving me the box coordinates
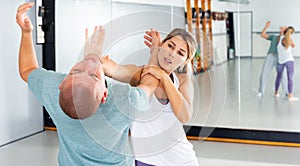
[257,21,288,97]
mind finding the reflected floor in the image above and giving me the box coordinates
[1,130,300,166]
[188,58,300,132]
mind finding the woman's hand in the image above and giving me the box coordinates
[144,29,162,65]
[142,65,168,80]
[144,28,162,48]
[84,25,105,58]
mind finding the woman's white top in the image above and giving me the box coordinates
[130,72,199,166]
[277,36,294,64]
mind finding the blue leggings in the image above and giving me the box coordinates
[275,61,294,94]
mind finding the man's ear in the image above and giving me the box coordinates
[101,88,108,103]
[58,80,64,90]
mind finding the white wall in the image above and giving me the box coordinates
[211,0,300,58]
[113,0,184,7]
[240,0,300,32]
[56,0,185,73]
[213,35,228,64]
[211,1,241,63]
[239,0,300,57]
[0,0,43,146]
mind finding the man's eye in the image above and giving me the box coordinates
[91,74,100,81]
[70,70,81,75]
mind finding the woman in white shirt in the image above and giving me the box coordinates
[100,28,199,166]
[275,26,298,101]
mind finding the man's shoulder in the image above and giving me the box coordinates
[268,35,278,39]
[29,68,66,79]
[108,81,143,98]
[28,68,66,92]
[107,81,148,107]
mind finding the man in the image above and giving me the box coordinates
[16,2,158,165]
[257,21,288,97]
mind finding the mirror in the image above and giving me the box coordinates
[52,0,300,144]
[187,0,300,144]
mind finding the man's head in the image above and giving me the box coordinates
[59,54,108,119]
[279,26,287,35]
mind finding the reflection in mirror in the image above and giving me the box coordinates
[189,0,300,134]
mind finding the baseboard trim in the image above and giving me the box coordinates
[184,125,300,147]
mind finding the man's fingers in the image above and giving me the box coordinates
[16,2,34,26]
[24,17,30,24]
[93,25,98,33]
[17,2,34,12]
[97,26,105,45]
[85,28,89,41]
[17,2,34,16]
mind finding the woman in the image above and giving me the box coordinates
[275,26,298,101]
[100,28,199,165]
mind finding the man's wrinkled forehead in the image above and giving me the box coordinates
[72,57,103,71]
[84,54,101,63]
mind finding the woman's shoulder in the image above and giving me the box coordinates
[175,72,192,86]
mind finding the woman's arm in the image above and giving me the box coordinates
[103,29,161,84]
[167,73,194,123]
[142,66,194,123]
[100,56,142,86]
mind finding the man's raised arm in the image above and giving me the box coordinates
[16,2,39,82]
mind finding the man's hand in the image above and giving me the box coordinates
[84,25,105,58]
[261,21,271,39]
[265,21,271,28]
[16,2,34,33]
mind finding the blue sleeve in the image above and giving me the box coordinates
[108,82,150,118]
[28,68,66,105]
[129,87,150,112]
[267,35,276,41]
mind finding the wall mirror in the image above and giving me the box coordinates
[189,0,300,145]
[48,0,300,145]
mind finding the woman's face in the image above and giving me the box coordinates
[157,35,188,73]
